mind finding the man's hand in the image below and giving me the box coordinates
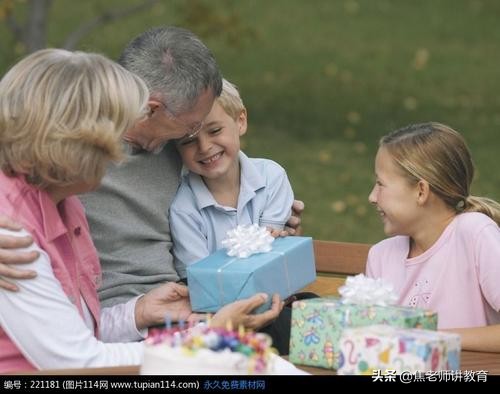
[267,227,288,238]
[285,200,305,236]
[210,293,284,331]
[134,282,192,329]
[0,215,38,291]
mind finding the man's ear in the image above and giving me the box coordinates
[147,98,163,115]
[416,179,431,205]
[238,109,248,137]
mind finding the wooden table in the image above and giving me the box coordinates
[13,351,500,375]
[293,351,500,375]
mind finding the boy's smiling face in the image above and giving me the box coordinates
[176,101,247,181]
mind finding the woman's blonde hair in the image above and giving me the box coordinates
[217,79,245,120]
[0,48,149,189]
[380,122,500,225]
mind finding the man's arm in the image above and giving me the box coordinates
[285,200,304,236]
[0,216,38,291]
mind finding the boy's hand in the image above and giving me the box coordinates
[285,200,305,236]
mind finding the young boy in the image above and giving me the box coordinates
[169,79,294,273]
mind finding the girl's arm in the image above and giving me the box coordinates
[443,325,500,353]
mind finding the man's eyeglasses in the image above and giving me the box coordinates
[161,102,204,140]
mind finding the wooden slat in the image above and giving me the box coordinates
[313,239,371,275]
[301,275,345,297]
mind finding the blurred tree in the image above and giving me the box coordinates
[177,0,257,48]
[0,0,159,53]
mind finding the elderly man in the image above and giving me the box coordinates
[0,26,304,354]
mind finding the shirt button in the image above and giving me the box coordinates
[74,227,81,236]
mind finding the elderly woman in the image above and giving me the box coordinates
[0,49,282,373]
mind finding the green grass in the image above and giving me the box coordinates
[2,0,499,243]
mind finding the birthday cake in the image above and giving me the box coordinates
[140,325,276,375]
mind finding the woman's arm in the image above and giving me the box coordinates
[0,228,142,369]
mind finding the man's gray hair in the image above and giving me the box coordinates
[119,26,222,115]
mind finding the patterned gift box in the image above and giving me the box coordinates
[187,237,316,313]
[337,325,461,374]
[289,297,437,369]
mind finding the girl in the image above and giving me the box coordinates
[366,122,500,351]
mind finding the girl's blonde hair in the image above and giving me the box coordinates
[380,122,500,225]
[217,79,245,120]
[0,48,149,189]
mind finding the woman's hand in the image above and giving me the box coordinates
[210,293,284,331]
[134,282,192,329]
[0,215,39,291]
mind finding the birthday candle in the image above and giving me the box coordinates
[164,313,172,330]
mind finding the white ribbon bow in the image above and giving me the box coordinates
[338,273,398,306]
[221,224,274,258]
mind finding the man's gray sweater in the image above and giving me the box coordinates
[80,143,183,307]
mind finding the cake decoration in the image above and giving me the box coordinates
[142,323,276,375]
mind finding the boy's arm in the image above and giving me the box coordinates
[259,163,295,232]
[170,207,211,268]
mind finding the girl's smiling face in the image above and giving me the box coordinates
[368,147,421,237]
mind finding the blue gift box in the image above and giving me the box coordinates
[187,237,316,313]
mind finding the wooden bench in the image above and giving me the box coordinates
[301,240,371,296]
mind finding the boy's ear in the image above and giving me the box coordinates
[416,179,431,205]
[237,109,248,137]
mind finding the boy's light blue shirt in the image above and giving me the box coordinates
[169,151,294,275]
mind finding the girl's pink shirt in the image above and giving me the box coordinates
[0,173,101,372]
[367,212,500,329]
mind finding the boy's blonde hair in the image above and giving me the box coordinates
[217,79,245,120]
[0,48,149,189]
[381,122,500,225]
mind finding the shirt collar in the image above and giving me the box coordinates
[38,189,69,242]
